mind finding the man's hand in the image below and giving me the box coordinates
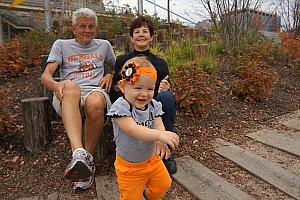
[98,73,113,93]
[158,75,170,93]
[154,141,171,159]
[54,80,68,102]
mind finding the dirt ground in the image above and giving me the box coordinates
[0,60,299,200]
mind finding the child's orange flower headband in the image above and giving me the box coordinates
[121,62,157,84]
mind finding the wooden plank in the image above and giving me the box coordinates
[215,141,300,200]
[246,129,300,157]
[172,156,255,200]
[95,174,146,200]
[95,174,119,200]
[282,118,300,131]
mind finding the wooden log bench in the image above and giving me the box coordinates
[21,55,114,165]
[21,97,52,152]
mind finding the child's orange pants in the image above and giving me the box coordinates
[114,154,172,200]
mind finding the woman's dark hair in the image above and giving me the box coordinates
[129,16,154,37]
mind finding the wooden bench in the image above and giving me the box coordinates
[21,55,114,165]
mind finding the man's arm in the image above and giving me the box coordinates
[40,62,67,101]
[40,62,60,91]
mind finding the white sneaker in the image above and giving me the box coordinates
[64,148,93,181]
[73,153,95,190]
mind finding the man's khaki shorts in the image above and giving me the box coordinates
[52,85,111,118]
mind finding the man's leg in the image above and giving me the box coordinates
[60,81,93,181]
[72,91,106,190]
[61,81,83,151]
[155,91,177,174]
[84,91,106,154]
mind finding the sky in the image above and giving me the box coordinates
[103,0,282,27]
[104,0,203,26]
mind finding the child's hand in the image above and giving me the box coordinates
[158,131,179,150]
[154,141,171,159]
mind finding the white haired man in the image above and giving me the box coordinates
[41,8,115,190]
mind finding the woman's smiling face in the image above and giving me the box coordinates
[131,26,152,51]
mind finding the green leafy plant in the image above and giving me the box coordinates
[150,43,164,58]
[197,56,219,74]
[164,39,194,71]
[208,41,224,55]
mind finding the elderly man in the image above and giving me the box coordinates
[41,8,115,190]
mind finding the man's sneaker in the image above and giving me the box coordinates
[163,154,177,175]
[73,153,95,190]
[64,148,93,181]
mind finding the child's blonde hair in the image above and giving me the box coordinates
[120,56,157,84]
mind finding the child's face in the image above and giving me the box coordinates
[123,74,156,109]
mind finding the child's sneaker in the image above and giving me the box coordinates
[73,153,95,190]
[64,148,93,181]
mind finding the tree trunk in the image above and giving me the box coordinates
[21,97,51,152]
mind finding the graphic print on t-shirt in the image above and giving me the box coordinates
[79,59,97,72]
[67,53,104,80]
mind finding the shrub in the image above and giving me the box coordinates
[208,41,225,55]
[233,66,276,101]
[279,32,300,62]
[197,56,219,74]
[150,43,164,58]
[17,30,56,67]
[230,41,278,101]
[0,31,56,76]
[164,39,194,71]
[172,65,214,117]
[0,39,24,75]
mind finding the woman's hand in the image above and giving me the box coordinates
[158,75,170,93]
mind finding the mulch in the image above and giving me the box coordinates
[0,60,299,200]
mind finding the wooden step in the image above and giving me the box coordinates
[281,118,300,131]
[95,174,147,200]
[246,129,300,157]
[215,139,300,200]
[95,174,119,200]
[172,155,255,200]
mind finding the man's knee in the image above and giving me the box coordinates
[85,92,106,119]
[63,80,80,97]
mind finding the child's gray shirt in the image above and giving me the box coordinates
[107,97,164,163]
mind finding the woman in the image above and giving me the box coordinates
[111,16,177,174]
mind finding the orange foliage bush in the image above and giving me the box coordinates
[233,65,276,101]
[0,31,55,76]
[231,42,278,102]
[279,32,300,60]
[172,64,214,117]
[0,39,24,75]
